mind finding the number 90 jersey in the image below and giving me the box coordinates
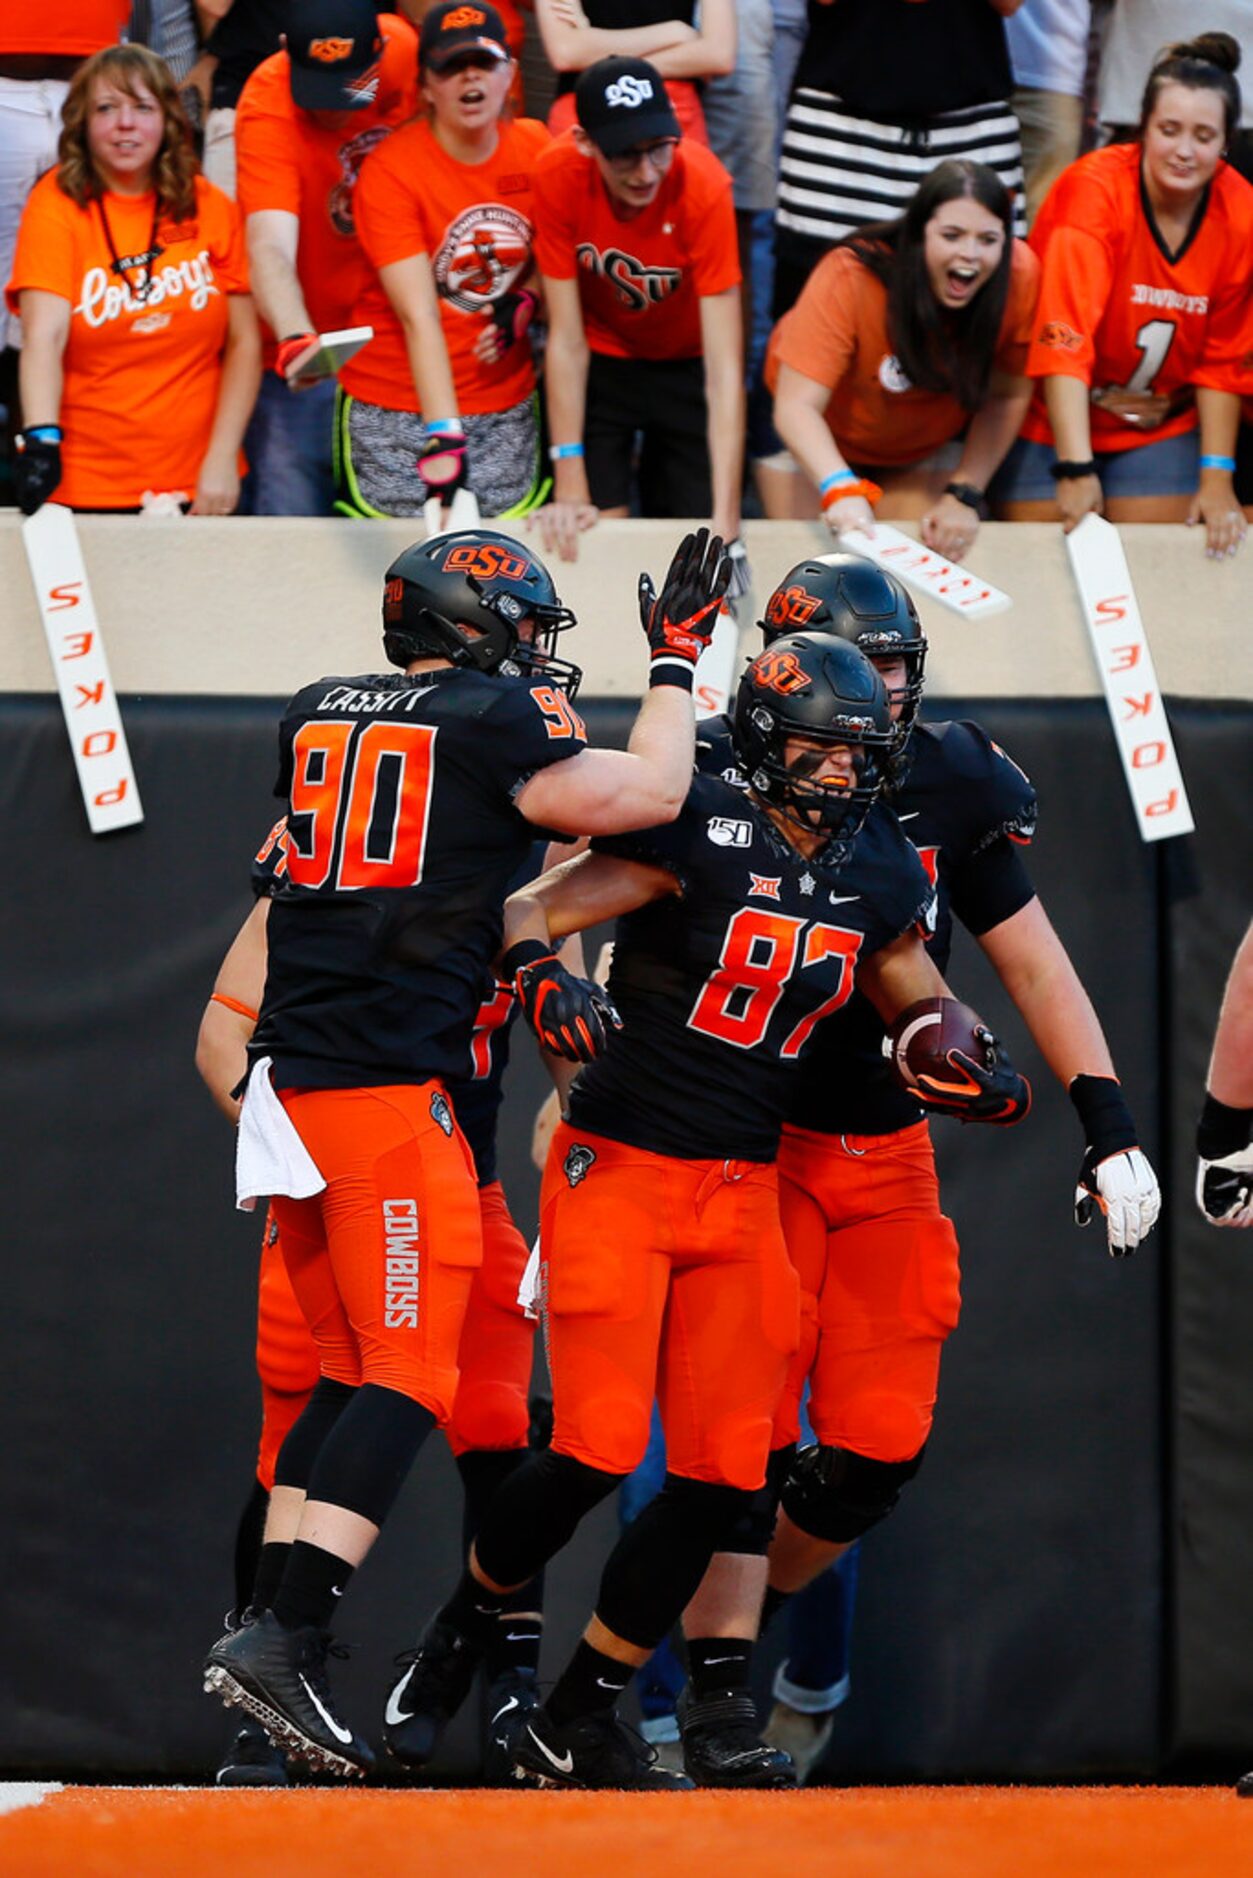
[251,668,585,1091]
[568,771,935,1163]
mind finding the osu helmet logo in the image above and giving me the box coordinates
[1038,320,1082,353]
[765,585,819,629]
[384,575,405,621]
[443,543,529,581]
[308,36,355,61]
[442,5,486,24]
[753,648,812,695]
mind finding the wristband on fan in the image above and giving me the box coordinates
[501,937,558,984]
[1068,1072,1137,1159]
[20,424,63,445]
[944,480,989,517]
[275,332,317,378]
[818,468,857,497]
[1197,1090,1253,1159]
[425,418,463,437]
[1050,458,1098,479]
[550,443,584,460]
[1199,454,1237,472]
[820,475,882,513]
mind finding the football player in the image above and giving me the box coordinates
[673,553,1161,1785]
[1197,918,1253,1233]
[382,629,1029,1791]
[202,525,731,1776]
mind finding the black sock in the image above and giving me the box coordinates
[250,1540,291,1616]
[485,1602,543,1679]
[440,1566,511,1643]
[687,1636,753,1698]
[546,1639,633,1726]
[233,1479,269,1615]
[271,1541,354,1632]
[759,1586,793,1634]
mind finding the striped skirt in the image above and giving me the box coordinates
[777,89,1027,246]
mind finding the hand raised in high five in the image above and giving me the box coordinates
[637,528,731,689]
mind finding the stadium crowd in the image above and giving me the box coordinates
[4,0,1252,1800]
[3,2,1253,559]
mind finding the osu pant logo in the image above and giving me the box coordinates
[576,243,681,314]
[382,1199,420,1329]
[564,1144,596,1187]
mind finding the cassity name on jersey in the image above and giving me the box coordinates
[576,242,680,312]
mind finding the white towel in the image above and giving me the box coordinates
[517,1237,542,1320]
[235,1057,326,1213]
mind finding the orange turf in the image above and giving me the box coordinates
[2,1784,1251,1878]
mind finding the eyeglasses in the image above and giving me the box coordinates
[604,137,679,175]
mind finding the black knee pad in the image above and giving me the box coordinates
[456,1447,529,1551]
[721,1446,795,1556]
[475,1448,622,1590]
[272,1377,356,1491]
[780,1442,926,1544]
[306,1382,437,1526]
[597,1472,753,1650]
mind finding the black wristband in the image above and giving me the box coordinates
[500,938,556,981]
[1197,1091,1253,1159]
[943,481,989,518]
[1068,1073,1137,1157]
[648,657,695,692]
[1050,459,1098,480]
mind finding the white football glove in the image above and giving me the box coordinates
[724,536,753,602]
[1074,1147,1161,1255]
[1195,1145,1253,1228]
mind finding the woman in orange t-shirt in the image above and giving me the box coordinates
[337,0,551,521]
[9,44,260,515]
[763,160,1037,564]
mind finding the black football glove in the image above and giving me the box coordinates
[1195,1091,1253,1228]
[503,939,623,1064]
[637,527,731,689]
[897,1016,1032,1126]
[417,427,468,503]
[1069,1073,1160,1255]
[15,428,63,516]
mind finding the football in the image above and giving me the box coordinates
[884,997,994,1102]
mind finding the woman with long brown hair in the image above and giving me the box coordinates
[9,43,259,514]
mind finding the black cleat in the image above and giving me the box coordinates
[383,1617,483,1769]
[1236,1769,1253,1797]
[204,1609,375,1779]
[480,1667,541,1787]
[216,1716,291,1787]
[513,1705,695,1790]
[679,1688,797,1789]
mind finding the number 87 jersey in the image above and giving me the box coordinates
[568,770,936,1163]
[253,667,587,1093]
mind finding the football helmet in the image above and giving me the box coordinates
[382,531,581,695]
[760,553,926,742]
[732,631,895,842]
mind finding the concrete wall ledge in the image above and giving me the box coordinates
[1,514,1245,700]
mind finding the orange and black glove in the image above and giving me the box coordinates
[637,527,731,689]
[503,939,623,1064]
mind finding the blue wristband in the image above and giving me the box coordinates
[24,424,63,443]
[425,418,462,437]
[818,468,857,496]
[1199,454,1237,472]
[549,443,584,460]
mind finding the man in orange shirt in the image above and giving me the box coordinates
[233,0,419,514]
[534,56,745,563]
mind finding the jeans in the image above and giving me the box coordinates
[240,371,336,517]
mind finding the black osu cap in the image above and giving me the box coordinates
[419,1,510,72]
[575,56,680,155]
[286,0,383,112]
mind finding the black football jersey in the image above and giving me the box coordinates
[250,669,585,1091]
[567,769,935,1161]
[248,818,528,1181]
[781,717,1038,1135]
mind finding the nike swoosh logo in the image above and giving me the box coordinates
[897,811,920,822]
[701,1655,739,1666]
[491,1695,519,1725]
[504,1631,534,1642]
[385,1663,416,1727]
[827,894,860,905]
[331,1585,344,1597]
[527,1724,574,1775]
[595,1677,626,1691]
[298,1673,354,1744]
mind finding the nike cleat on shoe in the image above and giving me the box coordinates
[680,1689,797,1789]
[513,1705,695,1790]
[1236,1769,1253,1797]
[204,1609,374,1779]
[480,1666,541,1786]
[215,1716,291,1787]
[383,1617,483,1770]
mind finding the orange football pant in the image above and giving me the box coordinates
[540,1123,800,1490]
[774,1119,962,1462]
[271,1082,482,1424]
[256,1180,535,1484]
